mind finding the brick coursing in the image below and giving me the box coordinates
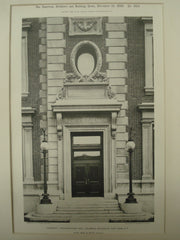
[126,17,153,179]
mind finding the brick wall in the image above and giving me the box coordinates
[22,18,41,181]
[126,17,153,179]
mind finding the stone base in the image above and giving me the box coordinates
[121,202,142,214]
[36,203,57,215]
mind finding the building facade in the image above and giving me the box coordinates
[21,16,154,216]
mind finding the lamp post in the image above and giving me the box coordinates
[40,128,52,204]
[125,128,137,204]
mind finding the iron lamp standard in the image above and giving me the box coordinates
[40,129,52,204]
[125,135,137,204]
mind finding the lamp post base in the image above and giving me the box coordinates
[125,193,137,203]
[40,193,52,204]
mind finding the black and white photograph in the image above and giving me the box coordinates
[21,15,155,223]
[10,2,165,235]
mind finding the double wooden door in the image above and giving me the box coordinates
[71,132,104,197]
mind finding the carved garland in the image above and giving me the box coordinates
[66,71,108,83]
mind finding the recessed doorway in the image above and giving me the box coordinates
[71,132,104,197]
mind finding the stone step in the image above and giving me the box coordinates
[57,206,120,210]
[55,211,123,215]
[25,211,153,223]
[57,199,119,208]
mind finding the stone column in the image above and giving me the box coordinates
[22,109,35,182]
[142,121,153,180]
[56,113,64,198]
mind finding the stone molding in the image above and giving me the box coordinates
[52,99,121,113]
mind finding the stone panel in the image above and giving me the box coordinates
[47,40,66,48]
[117,116,128,125]
[109,78,126,85]
[106,54,127,62]
[47,25,65,33]
[47,48,64,56]
[108,32,125,38]
[106,38,127,47]
[116,125,126,133]
[108,17,125,23]
[116,132,128,141]
[48,142,58,150]
[47,17,64,24]
[47,71,66,79]
[47,79,64,87]
[48,133,58,141]
[116,94,126,101]
[48,150,58,158]
[47,32,64,40]
[107,69,127,78]
[48,118,57,127]
[116,157,127,164]
[108,62,125,70]
[48,165,58,172]
[48,157,58,165]
[111,85,127,94]
[116,141,126,148]
[106,23,127,31]
[39,45,46,53]
[48,64,64,71]
[48,55,66,64]
[48,95,57,103]
[48,87,59,95]
[48,127,57,134]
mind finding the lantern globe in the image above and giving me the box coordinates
[126,140,135,151]
[41,141,49,151]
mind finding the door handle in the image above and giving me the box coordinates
[85,179,90,184]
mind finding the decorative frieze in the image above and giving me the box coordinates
[69,17,102,36]
[66,71,108,83]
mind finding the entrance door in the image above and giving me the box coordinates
[71,132,104,197]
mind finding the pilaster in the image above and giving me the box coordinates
[46,17,66,184]
[106,17,128,186]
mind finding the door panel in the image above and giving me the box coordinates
[71,133,103,197]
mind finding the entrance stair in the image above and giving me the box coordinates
[25,198,153,222]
